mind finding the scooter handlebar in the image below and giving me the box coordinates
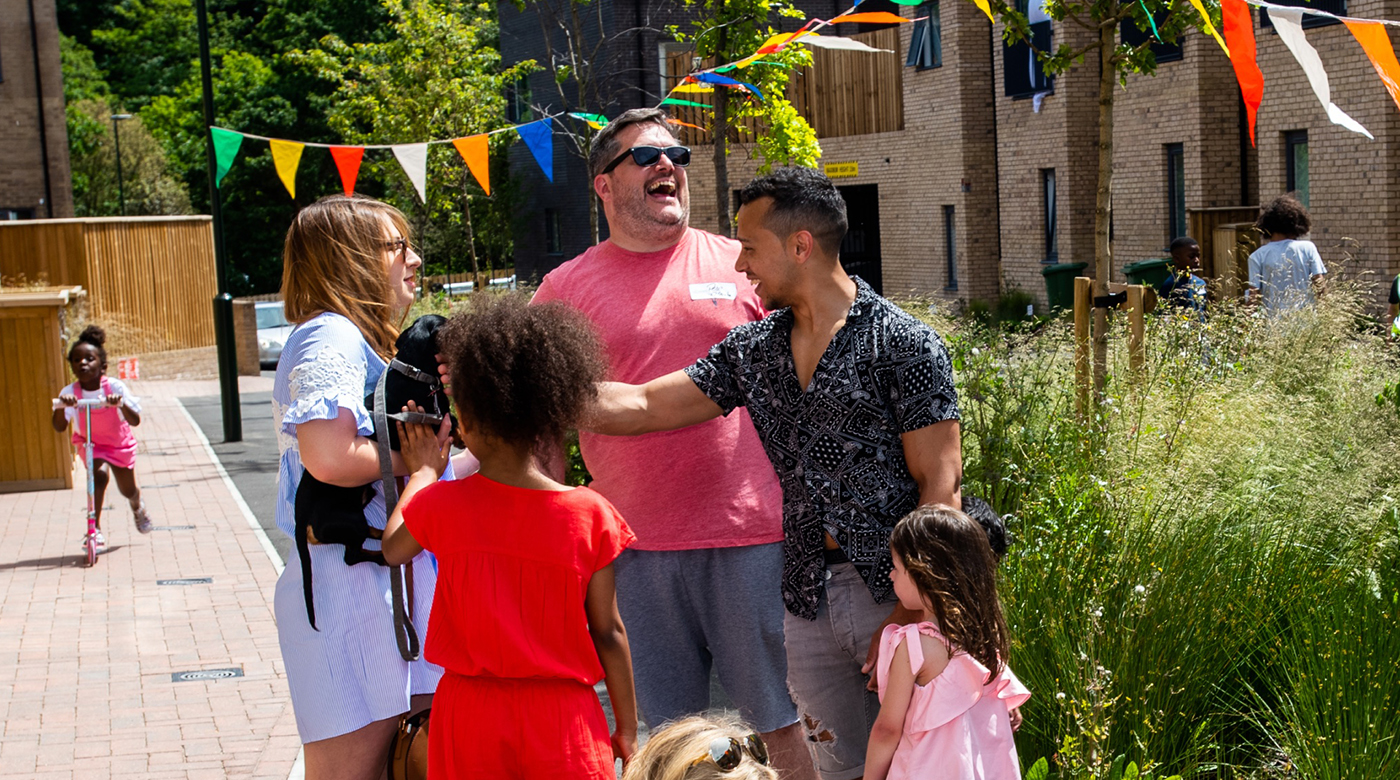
[52,398,109,410]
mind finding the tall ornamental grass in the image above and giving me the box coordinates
[913,285,1400,779]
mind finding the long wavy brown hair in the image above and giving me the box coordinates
[280,195,410,359]
[890,504,1010,679]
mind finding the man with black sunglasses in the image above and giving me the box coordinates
[533,109,817,780]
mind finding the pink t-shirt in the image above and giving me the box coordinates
[533,228,783,550]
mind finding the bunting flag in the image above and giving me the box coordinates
[269,139,305,199]
[691,72,766,100]
[1345,20,1400,115]
[1139,0,1163,41]
[661,98,714,108]
[329,146,364,196]
[672,84,716,93]
[1222,0,1263,145]
[517,118,554,182]
[791,33,894,52]
[452,135,491,196]
[1268,7,1372,138]
[668,119,708,130]
[392,143,429,203]
[830,11,912,23]
[568,112,610,130]
[210,127,243,188]
[1189,0,1230,55]
[971,0,994,21]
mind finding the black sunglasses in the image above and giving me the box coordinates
[600,145,691,175]
[688,733,770,772]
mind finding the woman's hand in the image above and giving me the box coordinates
[612,728,637,766]
[397,401,449,478]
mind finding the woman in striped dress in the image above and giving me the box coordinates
[271,195,453,779]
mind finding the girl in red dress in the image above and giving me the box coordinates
[382,294,638,779]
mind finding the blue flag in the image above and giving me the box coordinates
[517,119,554,182]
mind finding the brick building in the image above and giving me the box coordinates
[503,0,1399,307]
[0,0,73,221]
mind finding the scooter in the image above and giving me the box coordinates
[52,397,106,567]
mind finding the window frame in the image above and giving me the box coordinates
[1042,168,1058,263]
[1004,0,1054,98]
[1260,0,1345,30]
[944,205,958,290]
[505,74,532,125]
[1285,130,1310,207]
[1120,14,1183,64]
[545,208,563,255]
[906,1,942,70]
[1166,143,1186,243]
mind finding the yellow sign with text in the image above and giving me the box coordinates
[824,161,859,179]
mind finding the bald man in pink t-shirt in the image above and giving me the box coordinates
[533,109,815,780]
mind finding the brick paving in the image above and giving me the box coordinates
[0,376,301,779]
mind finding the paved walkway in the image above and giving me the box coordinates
[0,376,301,779]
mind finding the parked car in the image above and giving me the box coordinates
[256,301,294,369]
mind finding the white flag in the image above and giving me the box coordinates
[1268,7,1373,139]
[392,143,430,203]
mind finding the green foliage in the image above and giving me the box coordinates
[911,285,1400,777]
[68,100,193,217]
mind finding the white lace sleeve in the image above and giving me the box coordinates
[278,345,373,449]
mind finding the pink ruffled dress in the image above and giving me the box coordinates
[875,622,1032,780]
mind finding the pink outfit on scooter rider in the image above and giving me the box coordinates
[63,376,140,469]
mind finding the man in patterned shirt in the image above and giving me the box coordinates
[586,167,962,780]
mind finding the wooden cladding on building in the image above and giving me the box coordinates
[0,290,80,492]
[0,217,218,355]
[664,27,904,145]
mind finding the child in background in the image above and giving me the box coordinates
[865,504,1030,780]
[621,714,778,780]
[50,325,153,550]
[381,294,638,779]
[1248,194,1327,314]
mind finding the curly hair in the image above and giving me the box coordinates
[438,293,607,452]
[1257,194,1311,238]
[890,504,1010,679]
[621,715,778,780]
[68,324,108,365]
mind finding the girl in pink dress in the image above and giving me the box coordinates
[865,504,1031,780]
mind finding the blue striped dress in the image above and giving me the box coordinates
[271,312,445,743]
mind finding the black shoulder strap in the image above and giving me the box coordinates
[376,367,421,662]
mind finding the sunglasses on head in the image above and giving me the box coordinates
[688,733,770,772]
[600,145,691,175]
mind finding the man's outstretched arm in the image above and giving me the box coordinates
[586,370,726,436]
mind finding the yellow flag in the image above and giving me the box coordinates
[672,84,716,94]
[269,139,305,199]
[1189,0,1230,56]
[971,0,994,22]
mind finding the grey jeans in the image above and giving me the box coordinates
[783,562,893,780]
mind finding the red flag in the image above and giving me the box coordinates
[329,146,365,196]
[1222,0,1263,146]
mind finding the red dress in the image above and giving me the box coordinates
[402,475,635,779]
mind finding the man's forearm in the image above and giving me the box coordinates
[586,381,658,436]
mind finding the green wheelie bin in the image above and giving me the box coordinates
[1041,262,1088,311]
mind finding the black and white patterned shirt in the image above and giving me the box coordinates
[685,278,960,619]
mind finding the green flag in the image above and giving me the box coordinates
[660,98,713,109]
[210,128,244,188]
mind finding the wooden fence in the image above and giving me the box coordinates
[0,217,217,355]
[1188,206,1258,282]
[0,287,83,492]
[663,27,904,146]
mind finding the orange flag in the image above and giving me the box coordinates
[1345,20,1400,115]
[329,146,364,196]
[452,135,491,196]
[1221,0,1263,146]
[830,11,912,24]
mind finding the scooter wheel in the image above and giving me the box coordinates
[85,536,98,567]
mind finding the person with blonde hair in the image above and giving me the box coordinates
[622,715,779,780]
[271,194,456,779]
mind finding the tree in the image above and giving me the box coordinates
[295,0,534,279]
[69,101,194,217]
[675,0,821,235]
[991,0,1212,396]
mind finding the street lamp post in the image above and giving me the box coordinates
[111,113,132,216]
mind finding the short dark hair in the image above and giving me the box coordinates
[961,496,1008,561]
[588,108,678,179]
[736,167,848,257]
[438,293,608,452]
[1257,194,1311,238]
[1169,236,1198,252]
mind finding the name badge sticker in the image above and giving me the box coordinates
[690,282,738,301]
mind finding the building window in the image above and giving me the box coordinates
[1042,169,1057,263]
[1261,0,1345,29]
[1004,0,1053,98]
[1166,143,1186,242]
[505,74,532,124]
[659,42,694,99]
[1285,130,1309,207]
[1121,11,1182,63]
[545,209,562,255]
[906,1,942,70]
[2,208,34,220]
[943,205,958,290]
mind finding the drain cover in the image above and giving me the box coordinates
[172,667,243,682]
[157,577,212,586]
[151,525,196,531]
